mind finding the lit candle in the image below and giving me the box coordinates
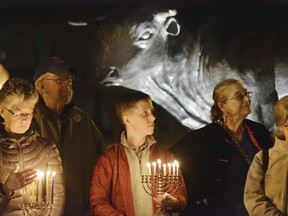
[172,163,176,176]
[32,180,35,203]
[42,172,45,202]
[157,159,161,173]
[174,160,179,176]
[28,184,31,203]
[26,184,30,203]
[163,164,167,176]
[152,162,156,176]
[36,175,39,202]
[38,172,43,202]
[51,172,56,204]
[146,163,151,175]
[46,171,50,203]
[168,163,171,176]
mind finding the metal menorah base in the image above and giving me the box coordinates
[21,202,52,216]
[141,174,179,216]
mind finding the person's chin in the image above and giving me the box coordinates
[242,106,251,112]
[15,129,28,134]
[147,130,154,135]
[242,110,251,118]
[18,125,29,132]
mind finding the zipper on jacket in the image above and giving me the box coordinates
[17,141,25,170]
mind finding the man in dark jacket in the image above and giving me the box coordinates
[33,57,103,216]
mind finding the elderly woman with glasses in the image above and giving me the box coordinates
[244,95,288,216]
[0,78,65,215]
[170,79,274,216]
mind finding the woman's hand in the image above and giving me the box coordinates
[2,163,37,196]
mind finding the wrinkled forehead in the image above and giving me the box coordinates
[225,83,246,96]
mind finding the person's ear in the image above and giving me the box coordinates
[218,101,226,112]
[0,106,5,118]
[36,80,46,94]
[123,115,130,125]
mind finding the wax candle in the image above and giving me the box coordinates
[51,172,56,204]
[42,172,45,202]
[146,163,151,175]
[163,164,167,176]
[46,171,50,203]
[157,159,161,173]
[26,184,30,203]
[174,160,179,176]
[36,177,39,203]
[172,163,175,176]
[152,162,156,175]
[168,163,171,176]
[32,181,35,203]
[39,172,42,203]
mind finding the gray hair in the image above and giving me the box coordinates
[210,79,245,122]
[0,78,39,109]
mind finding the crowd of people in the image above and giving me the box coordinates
[0,56,285,216]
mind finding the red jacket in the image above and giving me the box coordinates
[90,142,187,216]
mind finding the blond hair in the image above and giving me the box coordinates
[274,95,288,140]
[116,91,151,125]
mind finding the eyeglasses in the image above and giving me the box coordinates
[42,75,75,85]
[226,91,252,101]
[4,107,34,119]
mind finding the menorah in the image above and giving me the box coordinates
[21,170,56,216]
[141,159,179,216]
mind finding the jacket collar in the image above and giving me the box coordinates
[0,124,39,149]
[274,137,288,153]
[120,131,156,150]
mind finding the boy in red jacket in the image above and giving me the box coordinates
[90,91,187,216]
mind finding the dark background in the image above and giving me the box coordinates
[0,0,287,149]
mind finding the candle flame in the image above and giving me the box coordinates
[174,160,179,167]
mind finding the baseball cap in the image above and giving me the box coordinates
[34,57,76,81]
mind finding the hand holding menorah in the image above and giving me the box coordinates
[141,159,180,216]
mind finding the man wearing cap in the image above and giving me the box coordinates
[33,56,104,216]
